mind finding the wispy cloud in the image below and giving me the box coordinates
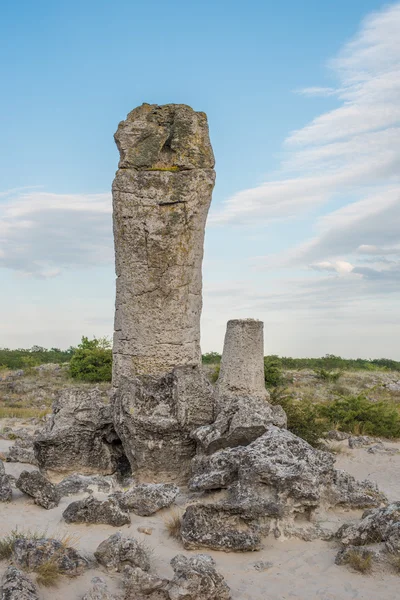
[211,2,400,226]
[0,189,112,278]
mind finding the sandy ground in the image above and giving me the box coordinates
[1,436,400,600]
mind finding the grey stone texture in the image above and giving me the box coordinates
[337,502,400,552]
[113,367,215,483]
[112,103,215,381]
[12,537,88,576]
[183,425,386,550]
[34,387,128,476]
[216,319,268,403]
[82,577,122,600]
[94,533,151,572]
[0,566,39,600]
[16,470,61,509]
[63,496,131,526]
[0,460,12,502]
[111,483,179,516]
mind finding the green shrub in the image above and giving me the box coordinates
[202,352,221,364]
[210,364,220,383]
[69,336,112,382]
[270,393,327,448]
[264,355,284,389]
[314,368,343,383]
[319,394,400,438]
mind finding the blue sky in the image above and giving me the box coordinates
[1,0,399,358]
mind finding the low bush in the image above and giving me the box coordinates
[319,394,400,438]
[314,368,343,383]
[269,392,326,448]
[69,336,112,383]
[264,355,284,389]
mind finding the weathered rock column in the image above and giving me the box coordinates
[112,103,215,382]
[217,319,268,402]
[192,319,286,455]
[112,104,216,482]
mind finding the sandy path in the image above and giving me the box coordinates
[0,437,399,599]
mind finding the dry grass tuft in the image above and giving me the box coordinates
[165,511,182,541]
[389,554,400,573]
[35,560,61,587]
[0,407,49,419]
[346,549,373,573]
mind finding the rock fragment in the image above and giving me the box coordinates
[0,566,39,600]
[94,533,151,572]
[82,577,121,600]
[34,387,129,476]
[57,473,114,496]
[16,470,60,509]
[0,460,12,502]
[12,537,88,576]
[168,554,231,600]
[112,483,179,516]
[63,496,131,526]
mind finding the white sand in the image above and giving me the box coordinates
[1,436,399,599]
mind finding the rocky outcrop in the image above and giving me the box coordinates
[82,577,121,600]
[0,566,39,600]
[216,319,269,403]
[94,533,151,572]
[6,437,38,466]
[114,367,215,483]
[112,103,215,381]
[16,470,60,509]
[12,537,88,575]
[57,473,115,496]
[182,425,386,550]
[192,319,286,455]
[337,503,400,552]
[111,483,179,516]
[63,496,131,526]
[34,387,129,476]
[0,460,12,502]
[123,554,230,600]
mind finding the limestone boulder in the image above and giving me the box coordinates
[168,554,231,600]
[111,483,179,516]
[193,396,286,454]
[82,577,122,600]
[94,533,150,572]
[0,460,12,502]
[123,566,169,599]
[34,387,129,476]
[180,504,262,552]
[63,496,131,526]
[114,369,215,483]
[337,502,400,551]
[0,566,39,600]
[16,470,60,509]
[6,437,38,466]
[57,474,114,496]
[12,537,88,576]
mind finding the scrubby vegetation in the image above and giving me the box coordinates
[69,336,112,382]
[0,347,73,370]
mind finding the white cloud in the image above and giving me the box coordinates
[211,2,400,226]
[0,189,113,278]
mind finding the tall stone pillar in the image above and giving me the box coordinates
[112,104,216,482]
[112,103,215,382]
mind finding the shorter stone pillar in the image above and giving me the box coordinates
[217,319,268,402]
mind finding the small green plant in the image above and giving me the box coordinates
[210,364,220,383]
[314,368,343,383]
[69,336,112,382]
[202,352,221,364]
[269,394,327,448]
[345,548,373,573]
[165,511,182,540]
[264,355,284,389]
